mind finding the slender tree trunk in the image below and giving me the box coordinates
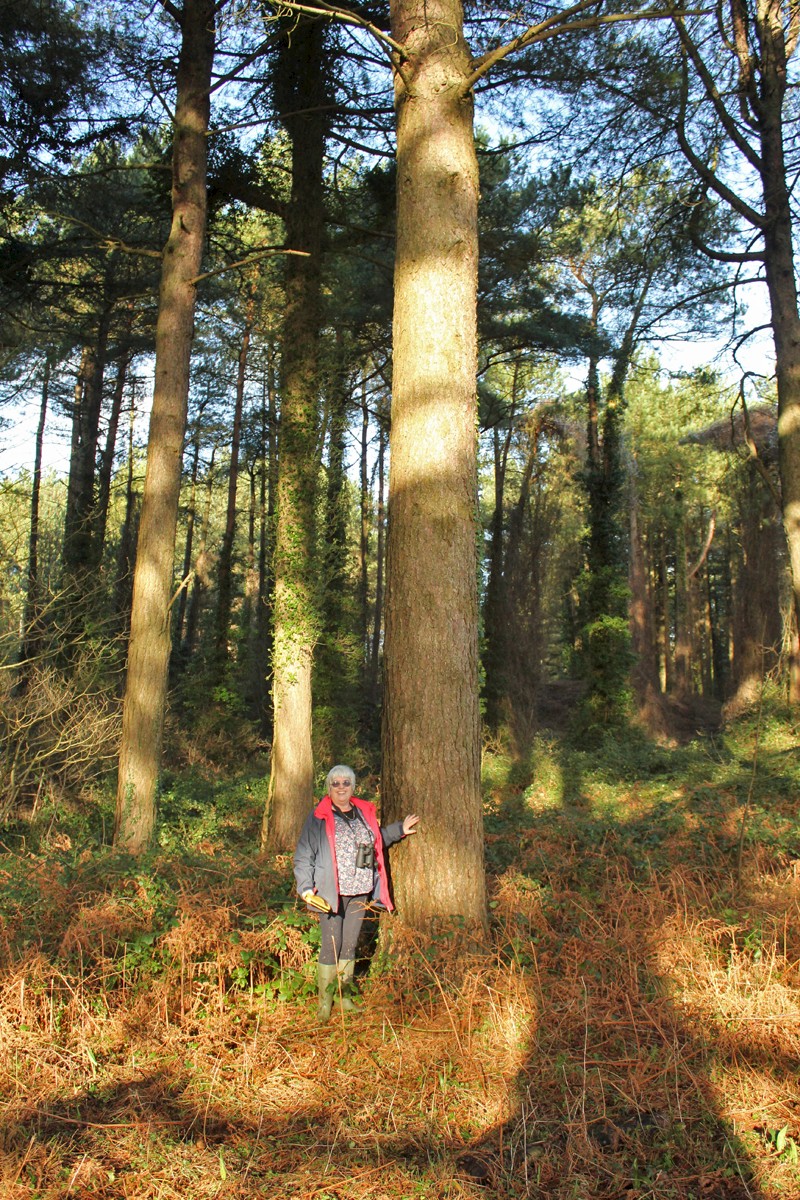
[183,448,216,660]
[95,340,132,556]
[482,378,518,731]
[114,385,139,635]
[262,15,328,850]
[20,357,51,674]
[213,304,254,672]
[242,463,258,629]
[63,306,112,578]
[359,376,370,656]
[381,0,486,932]
[629,462,671,738]
[174,420,202,653]
[368,407,386,705]
[673,509,692,696]
[115,0,216,852]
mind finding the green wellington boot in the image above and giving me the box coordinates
[337,959,360,1012]
[317,962,338,1022]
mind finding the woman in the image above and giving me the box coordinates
[294,764,419,1022]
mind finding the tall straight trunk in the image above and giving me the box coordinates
[359,377,370,655]
[242,463,258,627]
[174,421,202,652]
[757,0,800,702]
[482,377,518,731]
[95,341,132,556]
[368,408,386,704]
[263,16,328,851]
[182,449,216,660]
[382,0,486,932]
[628,469,671,738]
[213,305,254,671]
[63,306,112,578]
[660,539,673,693]
[114,386,139,635]
[20,358,51,673]
[324,360,349,633]
[115,0,216,852]
[673,514,693,696]
[248,367,275,730]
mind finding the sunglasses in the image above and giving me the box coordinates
[331,780,353,788]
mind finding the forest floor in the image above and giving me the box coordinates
[1,692,800,1199]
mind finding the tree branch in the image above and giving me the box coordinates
[463,3,690,94]
[188,245,310,285]
[43,213,163,259]
[687,510,716,577]
[672,11,763,171]
[674,54,765,227]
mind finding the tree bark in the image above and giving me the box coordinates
[381,0,486,932]
[213,300,254,673]
[263,15,328,851]
[114,385,139,636]
[368,405,387,705]
[115,0,216,852]
[757,0,800,702]
[63,305,112,579]
[182,448,216,661]
[95,337,132,557]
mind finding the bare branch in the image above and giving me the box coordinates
[188,245,310,285]
[464,3,697,94]
[262,0,409,59]
[42,212,163,259]
[688,510,717,577]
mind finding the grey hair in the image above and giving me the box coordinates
[325,764,356,793]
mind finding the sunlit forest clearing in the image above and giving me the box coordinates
[3,0,800,1196]
[1,702,799,1199]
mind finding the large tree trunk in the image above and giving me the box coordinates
[757,0,800,702]
[381,0,486,932]
[263,16,328,851]
[115,0,215,852]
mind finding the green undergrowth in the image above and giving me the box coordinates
[1,693,799,1198]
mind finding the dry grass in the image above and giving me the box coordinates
[2,721,800,1198]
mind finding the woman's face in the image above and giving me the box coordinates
[329,775,354,809]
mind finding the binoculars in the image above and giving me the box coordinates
[355,843,375,870]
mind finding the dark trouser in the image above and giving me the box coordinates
[318,894,369,965]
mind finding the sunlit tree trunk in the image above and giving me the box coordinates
[675,0,800,700]
[263,15,328,850]
[381,0,486,932]
[115,0,216,852]
[757,0,800,702]
[114,386,139,635]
